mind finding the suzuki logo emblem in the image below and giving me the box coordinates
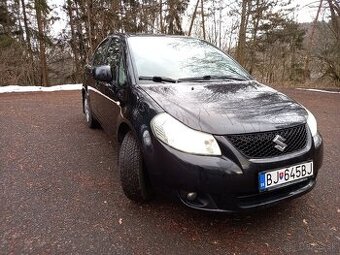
[273,135,287,152]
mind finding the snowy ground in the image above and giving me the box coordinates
[0,84,82,93]
[0,84,339,94]
[297,88,340,94]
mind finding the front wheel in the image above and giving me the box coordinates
[119,132,152,202]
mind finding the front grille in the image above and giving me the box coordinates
[226,124,308,158]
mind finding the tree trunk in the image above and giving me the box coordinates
[219,0,222,48]
[21,0,33,55]
[74,1,87,64]
[249,0,261,75]
[111,0,120,31]
[86,0,93,55]
[236,0,248,66]
[159,0,163,33]
[34,0,49,86]
[188,0,200,36]
[201,0,206,39]
[304,0,323,81]
[14,0,24,42]
[327,0,340,40]
[67,0,80,81]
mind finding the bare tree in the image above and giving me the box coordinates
[236,0,249,66]
[201,0,206,39]
[188,0,200,36]
[304,0,324,80]
[34,0,49,86]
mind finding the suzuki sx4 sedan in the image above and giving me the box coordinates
[82,34,323,212]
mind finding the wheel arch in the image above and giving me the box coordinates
[117,122,132,144]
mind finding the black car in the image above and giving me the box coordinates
[82,34,323,212]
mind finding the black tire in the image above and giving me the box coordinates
[119,132,151,202]
[83,94,98,129]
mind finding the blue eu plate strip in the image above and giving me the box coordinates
[259,173,266,191]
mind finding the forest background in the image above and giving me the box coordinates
[0,0,339,87]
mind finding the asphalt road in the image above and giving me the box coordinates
[0,89,339,255]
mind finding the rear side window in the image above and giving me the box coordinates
[92,39,110,66]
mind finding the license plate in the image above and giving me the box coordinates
[259,161,313,191]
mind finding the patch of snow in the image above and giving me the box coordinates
[0,84,82,93]
[297,88,340,94]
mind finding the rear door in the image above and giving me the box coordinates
[85,38,110,121]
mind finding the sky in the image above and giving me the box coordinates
[290,0,328,22]
[49,0,328,37]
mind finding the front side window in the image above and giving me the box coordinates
[105,37,127,87]
[118,59,127,87]
[92,39,110,66]
[106,37,121,67]
[127,36,251,81]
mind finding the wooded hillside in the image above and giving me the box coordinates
[0,0,339,87]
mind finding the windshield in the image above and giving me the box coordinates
[127,36,251,82]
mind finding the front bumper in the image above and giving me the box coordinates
[142,131,323,212]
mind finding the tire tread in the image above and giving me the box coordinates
[119,132,150,202]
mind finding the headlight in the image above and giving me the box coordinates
[150,113,221,156]
[306,108,318,137]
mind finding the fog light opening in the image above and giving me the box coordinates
[179,191,214,209]
[186,192,198,201]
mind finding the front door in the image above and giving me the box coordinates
[99,37,128,139]
[86,39,110,122]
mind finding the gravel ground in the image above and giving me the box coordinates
[0,89,339,255]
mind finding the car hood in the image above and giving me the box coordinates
[141,80,308,135]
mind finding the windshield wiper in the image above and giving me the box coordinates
[178,75,248,82]
[139,76,178,83]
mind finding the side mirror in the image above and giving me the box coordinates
[93,65,113,82]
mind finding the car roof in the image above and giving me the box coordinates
[108,33,193,40]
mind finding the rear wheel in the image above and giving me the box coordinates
[83,95,98,128]
[119,132,151,202]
